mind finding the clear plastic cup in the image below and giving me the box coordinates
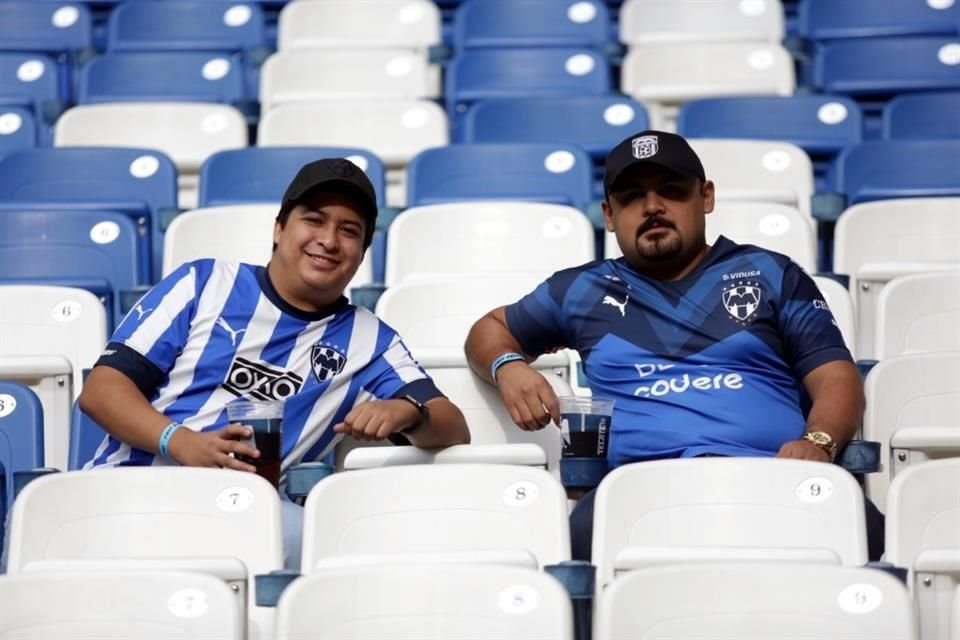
[226,400,283,488]
[559,396,614,459]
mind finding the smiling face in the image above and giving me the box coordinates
[602,163,715,281]
[268,190,367,311]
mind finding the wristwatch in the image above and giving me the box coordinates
[803,431,837,462]
[399,395,429,433]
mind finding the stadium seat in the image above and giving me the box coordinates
[595,563,916,640]
[107,1,265,54]
[798,0,960,41]
[0,2,92,55]
[0,570,243,639]
[278,0,441,55]
[876,272,960,360]
[445,48,611,118]
[462,96,650,159]
[863,352,960,512]
[883,92,960,140]
[453,0,611,49]
[77,52,246,105]
[833,198,960,358]
[260,49,433,112]
[689,139,814,220]
[0,381,43,553]
[606,202,816,273]
[7,468,283,639]
[301,464,570,571]
[199,147,386,209]
[622,42,794,129]
[68,401,104,471]
[0,147,178,283]
[0,53,61,125]
[55,102,249,211]
[886,458,960,640]
[258,100,448,208]
[162,204,374,298]
[0,107,37,159]
[407,144,594,210]
[275,564,573,640]
[0,285,107,470]
[812,275,858,359]
[592,458,869,590]
[620,0,785,45]
[0,209,141,329]
[384,202,594,285]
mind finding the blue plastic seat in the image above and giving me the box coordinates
[0,381,44,550]
[0,107,37,160]
[445,48,611,117]
[0,209,141,329]
[0,147,179,283]
[798,0,959,41]
[826,140,960,206]
[407,143,594,210]
[69,400,105,471]
[0,53,61,125]
[883,92,960,140]
[200,147,386,209]
[107,1,265,53]
[453,0,610,49]
[78,52,247,105]
[0,2,92,53]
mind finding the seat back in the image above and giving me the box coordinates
[596,563,916,640]
[107,1,265,53]
[454,0,610,49]
[301,464,570,571]
[0,381,43,537]
[0,107,36,159]
[876,272,960,359]
[799,0,959,41]
[0,53,60,121]
[863,352,960,510]
[593,458,869,589]
[0,570,244,639]
[620,0,784,45]
[276,564,573,640]
[0,2,92,54]
[883,92,960,140]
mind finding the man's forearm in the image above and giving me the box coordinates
[405,398,470,448]
[464,308,531,385]
[803,361,864,449]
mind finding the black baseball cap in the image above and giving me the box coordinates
[603,130,706,197]
[280,158,379,246]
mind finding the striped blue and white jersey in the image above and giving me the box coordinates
[87,259,440,469]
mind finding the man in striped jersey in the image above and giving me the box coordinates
[78,158,470,567]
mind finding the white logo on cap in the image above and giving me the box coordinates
[632,135,658,160]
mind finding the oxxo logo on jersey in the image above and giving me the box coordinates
[223,357,304,401]
[632,362,744,398]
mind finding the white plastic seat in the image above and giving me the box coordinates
[260,50,432,112]
[162,204,373,298]
[592,458,869,591]
[886,459,960,640]
[276,564,573,640]
[595,562,916,640]
[0,285,107,470]
[385,202,594,286]
[258,100,448,208]
[278,0,440,55]
[863,352,960,511]
[301,464,570,572]
[0,570,243,639]
[834,198,960,360]
[7,468,284,640]
[952,586,960,640]
[875,272,960,359]
[622,43,794,129]
[54,102,247,210]
[620,0,785,45]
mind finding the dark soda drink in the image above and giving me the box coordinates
[236,417,282,488]
[560,411,610,458]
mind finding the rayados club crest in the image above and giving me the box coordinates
[632,135,659,160]
[722,281,763,324]
[311,342,347,382]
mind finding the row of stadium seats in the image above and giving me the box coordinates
[1,458,958,638]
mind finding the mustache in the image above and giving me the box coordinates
[637,217,676,236]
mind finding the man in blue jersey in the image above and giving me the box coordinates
[77,158,470,567]
[465,131,884,560]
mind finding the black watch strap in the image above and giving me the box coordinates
[398,395,429,433]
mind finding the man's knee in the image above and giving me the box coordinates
[569,488,598,562]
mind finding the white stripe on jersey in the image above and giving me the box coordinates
[382,335,426,385]
[124,266,196,360]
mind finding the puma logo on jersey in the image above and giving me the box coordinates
[216,317,246,347]
[603,294,628,317]
[134,304,153,320]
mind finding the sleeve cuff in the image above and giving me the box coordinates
[95,342,166,399]
[389,378,446,404]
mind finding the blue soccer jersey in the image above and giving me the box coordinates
[505,237,851,467]
[87,260,441,469]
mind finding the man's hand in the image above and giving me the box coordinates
[167,424,260,472]
[776,438,830,462]
[495,361,560,431]
[333,399,421,441]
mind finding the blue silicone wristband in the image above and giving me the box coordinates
[158,421,184,459]
[491,352,525,382]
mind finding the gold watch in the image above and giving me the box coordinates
[803,431,837,462]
